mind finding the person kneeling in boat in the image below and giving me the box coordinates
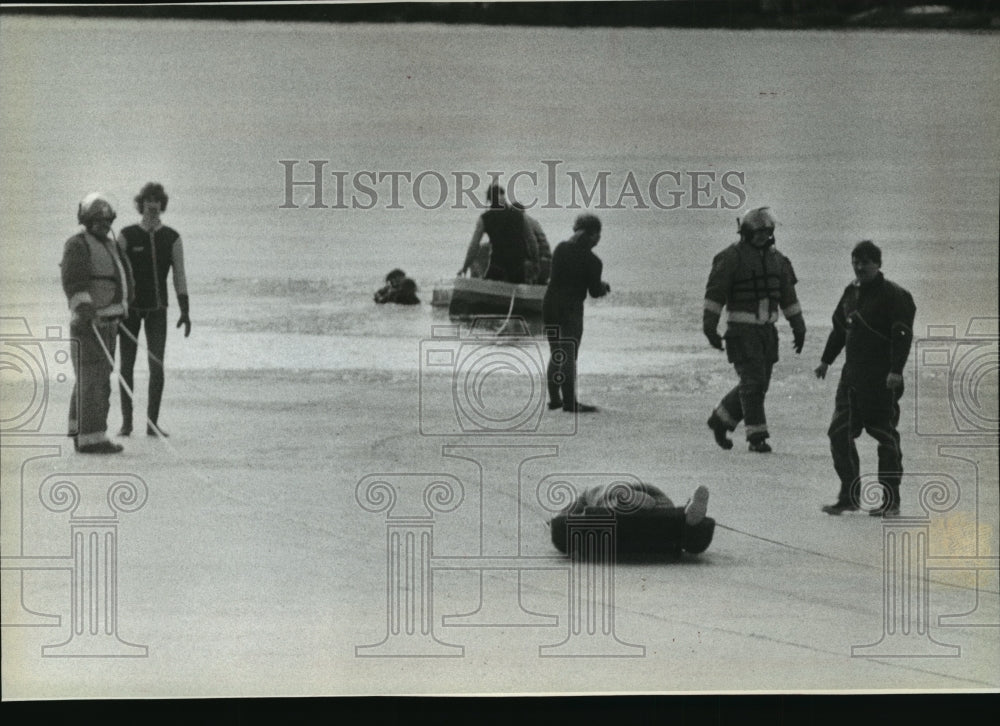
[549,481,714,558]
[374,268,420,305]
[457,183,538,284]
[513,201,551,285]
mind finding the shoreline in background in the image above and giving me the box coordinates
[2,1,999,32]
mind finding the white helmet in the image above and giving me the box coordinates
[738,207,776,235]
[77,192,116,226]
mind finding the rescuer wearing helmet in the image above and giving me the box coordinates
[703,207,806,453]
[60,193,135,454]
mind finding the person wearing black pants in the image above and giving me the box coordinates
[816,240,916,518]
[543,214,610,414]
[703,207,806,453]
[119,307,170,434]
[62,193,134,454]
[117,182,191,437]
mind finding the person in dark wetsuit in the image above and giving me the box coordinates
[374,268,420,305]
[543,213,610,413]
[117,182,190,438]
[457,183,537,284]
[549,482,714,558]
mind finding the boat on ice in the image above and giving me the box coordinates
[432,276,547,320]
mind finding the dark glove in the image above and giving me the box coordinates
[75,302,96,324]
[703,309,723,350]
[176,294,191,338]
[790,313,806,354]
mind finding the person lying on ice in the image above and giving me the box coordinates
[549,482,714,557]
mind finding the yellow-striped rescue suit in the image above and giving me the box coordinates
[704,239,804,444]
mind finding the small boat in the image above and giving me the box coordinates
[431,280,454,308]
[436,276,547,320]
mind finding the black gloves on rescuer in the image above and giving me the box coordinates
[177,294,192,337]
[75,302,96,325]
[789,313,806,354]
[703,310,724,351]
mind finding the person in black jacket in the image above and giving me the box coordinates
[117,182,190,437]
[815,241,916,517]
[549,481,714,558]
[543,214,610,413]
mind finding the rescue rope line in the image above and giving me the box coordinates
[715,522,879,570]
[715,521,998,595]
[89,321,214,484]
[117,320,166,371]
[494,285,519,337]
[92,320,167,442]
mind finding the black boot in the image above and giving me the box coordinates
[869,485,900,517]
[78,440,124,454]
[707,413,733,450]
[822,500,859,515]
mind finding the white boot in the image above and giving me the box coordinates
[684,485,710,526]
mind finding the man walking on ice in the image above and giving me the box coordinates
[816,240,916,517]
[703,207,806,453]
